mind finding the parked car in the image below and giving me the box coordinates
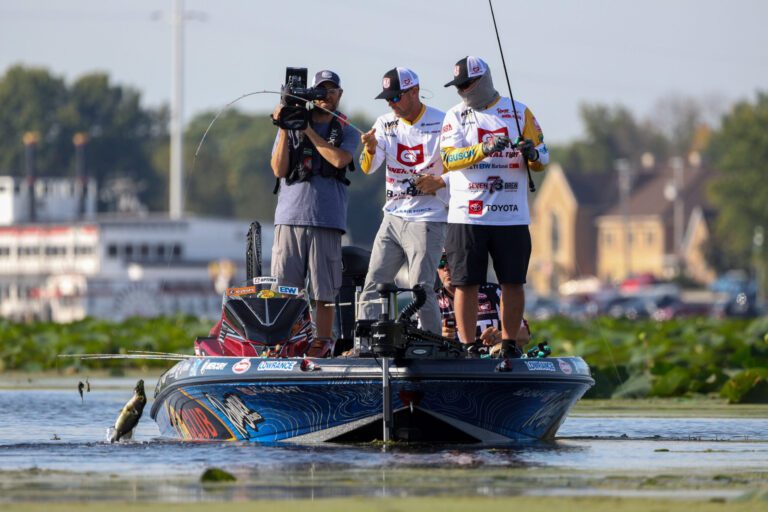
[605,295,655,320]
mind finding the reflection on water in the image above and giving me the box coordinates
[0,386,767,502]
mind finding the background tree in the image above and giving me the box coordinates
[707,92,768,274]
[0,65,67,173]
[549,104,669,174]
[0,65,167,210]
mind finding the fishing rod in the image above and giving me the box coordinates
[488,0,536,193]
[194,90,366,159]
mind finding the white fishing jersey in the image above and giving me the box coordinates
[439,96,548,225]
[360,105,448,222]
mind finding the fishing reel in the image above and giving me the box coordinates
[273,67,327,131]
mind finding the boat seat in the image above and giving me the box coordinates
[341,246,371,288]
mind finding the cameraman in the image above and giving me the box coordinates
[270,69,359,356]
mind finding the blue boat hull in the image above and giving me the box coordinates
[151,357,593,443]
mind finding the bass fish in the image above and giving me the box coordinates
[109,379,147,443]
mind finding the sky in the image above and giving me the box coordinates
[2,0,768,144]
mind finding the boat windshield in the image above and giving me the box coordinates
[225,276,307,300]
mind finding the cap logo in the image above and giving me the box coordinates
[454,65,460,77]
[322,71,332,78]
[383,77,391,88]
[472,65,480,73]
[402,78,411,86]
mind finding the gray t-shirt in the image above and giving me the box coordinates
[273,120,359,233]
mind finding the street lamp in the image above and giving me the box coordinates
[754,226,765,307]
[664,156,685,276]
[614,158,632,279]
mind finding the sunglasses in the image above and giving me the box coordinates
[388,87,413,104]
[438,257,448,270]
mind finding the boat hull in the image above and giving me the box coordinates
[151,356,593,444]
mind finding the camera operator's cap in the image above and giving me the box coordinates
[444,56,488,87]
[312,69,341,88]
[375,67,419,100]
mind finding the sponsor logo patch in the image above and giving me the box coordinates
[525,360,557,372]
[201,361,228,374]
[277,285,299,295]
[396,143,424,166]
[383,77,390,88]
[232,358,251,374]
[468,200,483,215]
[256,360,297,372]
[558,359,573,375]
[478,126,509,144]
[252,276,278,285]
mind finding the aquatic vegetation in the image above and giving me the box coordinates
[2,315,768,401]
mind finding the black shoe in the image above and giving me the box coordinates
[498,339,523,359]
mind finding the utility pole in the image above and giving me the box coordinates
[169,0,184,220]
[671,156,685,270]
[615,158,632,280]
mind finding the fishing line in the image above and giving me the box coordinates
[487,0,536,193]
[194,90,366,160]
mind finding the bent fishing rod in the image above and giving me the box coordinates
[194,90,366,158]
[488,0,536,193]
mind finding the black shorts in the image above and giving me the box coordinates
[445,224,531,286]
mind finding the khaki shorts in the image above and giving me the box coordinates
[271,225,342,302]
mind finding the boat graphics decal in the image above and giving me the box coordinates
[524,360,556,372]
[204,392,265,437]
[256,360,297,372]
[236,385,303,395]
[558,359,573,375]
[520,387,575,433]
[165,389,236,440]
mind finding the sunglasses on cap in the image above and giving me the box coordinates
[438,256,449,269]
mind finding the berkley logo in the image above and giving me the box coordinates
[397,143,424,166]
[232,358,251,374]
[468,200,483,215]
[383,77,391,88]
[478,127,509,144]
[454,65,460,77]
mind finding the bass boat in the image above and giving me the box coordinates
[151,232,593,444]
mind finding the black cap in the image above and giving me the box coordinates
[312,70,341,88]
[375,67,419,100]
[444,56,488,87]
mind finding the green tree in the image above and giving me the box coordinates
[550,104,669,174]
[0,65,167,209]
[707,92,768,271]
[0,65,67,173]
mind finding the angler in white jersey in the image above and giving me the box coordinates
[357,67,447,334]
[417,56,548,358]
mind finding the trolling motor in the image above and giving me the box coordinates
[364,283,463,359]
[370,283,405,357]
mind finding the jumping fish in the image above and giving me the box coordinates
[77,381,85,402]
[109,379,147,443]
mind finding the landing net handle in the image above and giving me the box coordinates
[246,221,262,281]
